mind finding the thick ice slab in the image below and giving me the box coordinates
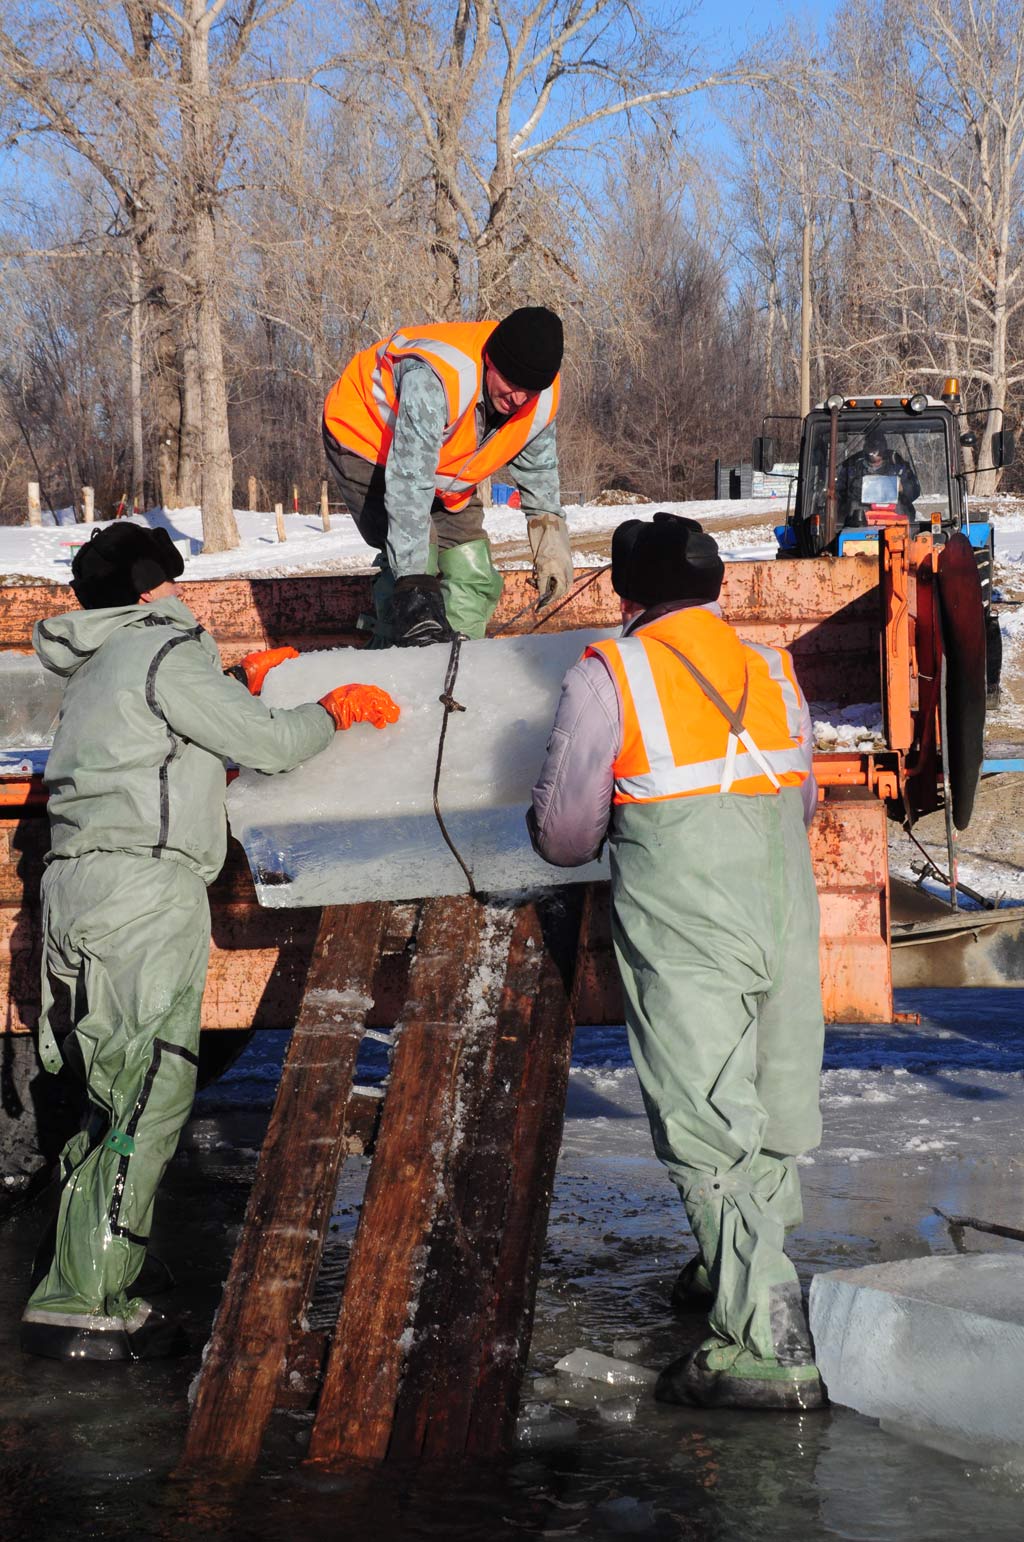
[0,653,63,751]
[227,631,615,907]
[809,1254,1024,1464]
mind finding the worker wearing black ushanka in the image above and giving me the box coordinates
[23,522,399,1362]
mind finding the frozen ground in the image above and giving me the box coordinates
[4,995,1024,1542]
[0,496,782,583]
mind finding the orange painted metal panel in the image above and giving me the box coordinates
[809,799,892,1022]
[1,565,895,1025]
[1,560,882,705]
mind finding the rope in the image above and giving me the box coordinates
[902,822,995,909]
[527,564,611,633]
[432,636,478,899]
[433,564,613,897]
[493,563,612,637]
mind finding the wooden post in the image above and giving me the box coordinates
[180,903,390,1472]
[82,487,95,524]
[275,503,286,542]
[248,475,258,512]
[27,483,41,528]
[320,480,330,532]
[305,887,587,1467]
[292,484,300,514]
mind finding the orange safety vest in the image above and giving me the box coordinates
[323,321,560,512]
[587,608,810,804]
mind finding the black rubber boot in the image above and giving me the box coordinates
[21,1302,189,1363]
[670,1255,715,1315]
[656,1283,826,1412]
[124,1304,189,1360]
[390,575,457,647]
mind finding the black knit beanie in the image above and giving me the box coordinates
[485,306,563,392]
[611,512,724,607]
[71,523,185,610]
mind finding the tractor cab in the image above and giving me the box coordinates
[803,409,952,551]
[754,382,1015,694]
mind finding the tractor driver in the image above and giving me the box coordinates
[835,428,921,526]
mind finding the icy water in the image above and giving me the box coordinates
[4,993,1024,1541]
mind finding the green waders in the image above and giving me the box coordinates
[24,852,209,1332]
[437,539,504,639]
[609,788,824,1367]
[372,539,504,644]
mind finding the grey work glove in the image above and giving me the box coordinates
[526,513,574,607]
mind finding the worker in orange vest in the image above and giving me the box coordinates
[323,308,573,647]
[529,513,826,1411]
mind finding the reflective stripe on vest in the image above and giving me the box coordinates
[746,641,805,740]
[590,622,809,804]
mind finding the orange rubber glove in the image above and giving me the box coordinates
[239,646,300,695]
[318,683,401,731]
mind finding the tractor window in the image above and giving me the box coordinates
[806,418,953,530]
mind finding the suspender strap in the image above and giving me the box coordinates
[649,636,782,793]
[651,636,750,734]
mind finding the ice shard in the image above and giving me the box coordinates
[227,631,615,907]
[809,1254,1024,1464]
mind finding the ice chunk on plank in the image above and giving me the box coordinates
[809,1254,1024,1464]
[227,631,614,907]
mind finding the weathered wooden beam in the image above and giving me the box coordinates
[305,893,490,1466]
[179,901,389,1473]
[396,887,589,1461]
[462,887,590,1457]
[305,888,587,1467]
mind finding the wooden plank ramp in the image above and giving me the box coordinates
[180,886,588,1474]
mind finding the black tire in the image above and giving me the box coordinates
[974,535,1003,696]
[938,533,987,831]
[985,608,1003,697]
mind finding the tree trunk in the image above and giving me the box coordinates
[129,246,146,510]
[178,315,203,506]
[432,155,462,318]
[182,0,238,550]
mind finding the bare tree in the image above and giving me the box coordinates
[811,0,1024,487]
[0,0,317,547]
[341,0,757,315]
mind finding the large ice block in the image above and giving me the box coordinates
[227,631,615,907]
[0,653,63,750]
[809,1254,1024,1464]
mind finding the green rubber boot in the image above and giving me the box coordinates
[438,539,504,639]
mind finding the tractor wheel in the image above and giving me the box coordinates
[938,533,987,831]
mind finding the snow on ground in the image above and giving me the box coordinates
[0,498,783,583]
